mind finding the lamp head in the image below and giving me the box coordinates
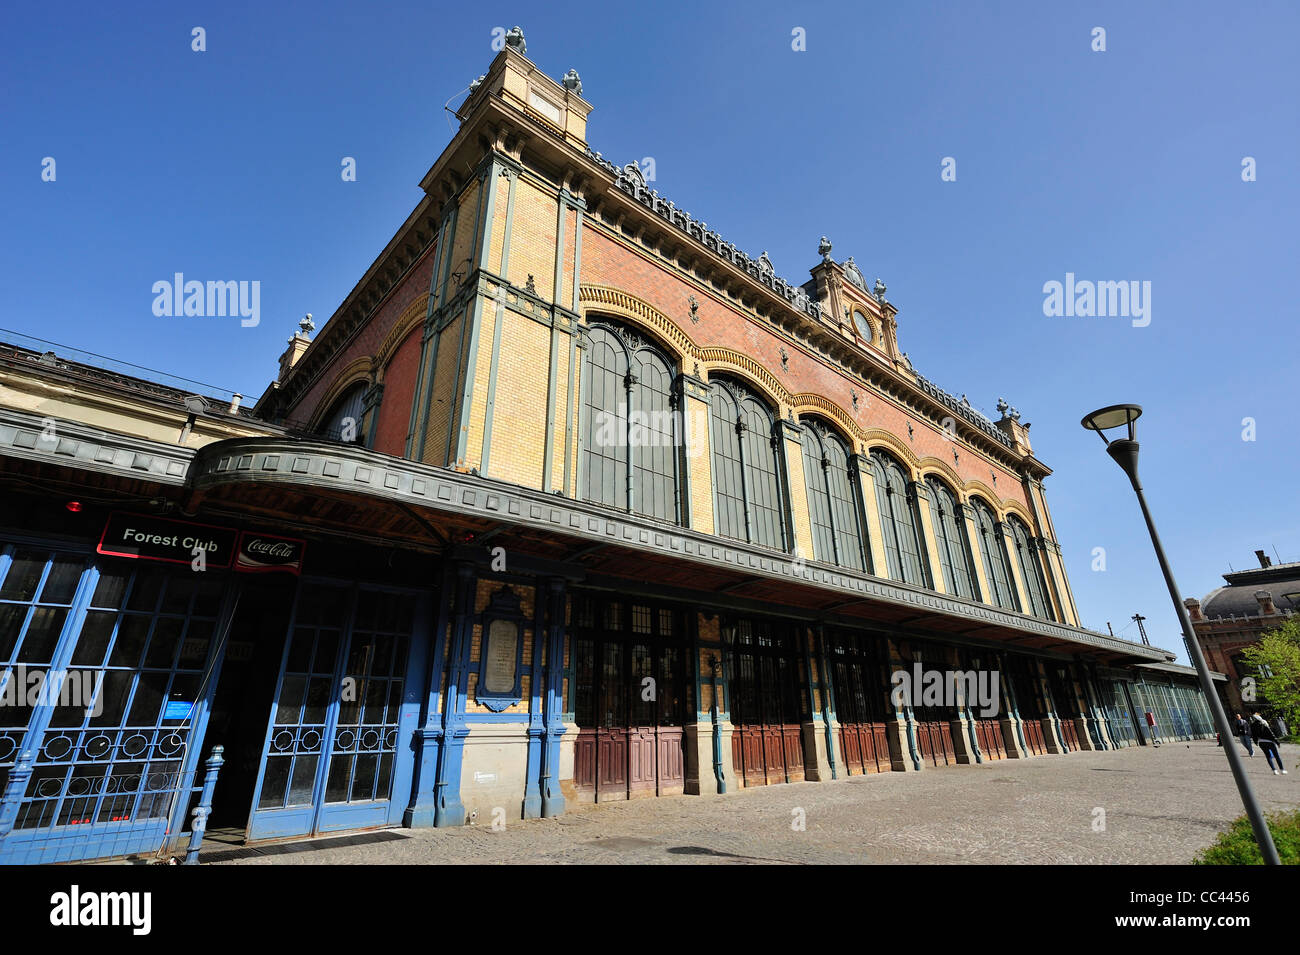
[1080,404,1142,445]
[1082,404,1143,485]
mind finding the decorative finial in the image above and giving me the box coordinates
[504,26,526,54]
[525,274,536,295]
[818,236,833,262]
[996,397,1009,416]
[298,313,315,335]
[758,251,774,275]
[562,69,583,96]
[872,278,887,302]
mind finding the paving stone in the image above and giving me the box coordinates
[213,740,1299,865]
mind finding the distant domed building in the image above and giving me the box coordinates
[1186,549,1300,714]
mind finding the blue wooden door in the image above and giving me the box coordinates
[247,583,418,842]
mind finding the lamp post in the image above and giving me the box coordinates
[1082,404,1280,865]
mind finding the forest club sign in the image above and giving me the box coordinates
[97,513,304,575]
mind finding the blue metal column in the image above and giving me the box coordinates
[433,562,475,828]
[540,577,567,817]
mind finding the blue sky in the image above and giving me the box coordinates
[3,1,1297,659]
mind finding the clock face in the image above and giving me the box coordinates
[853,311,872,343]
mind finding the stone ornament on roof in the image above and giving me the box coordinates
[562,69,583,96]
[818,236,833,262]
[843,256,867,292]
[758,251,774,275]
[298,313,315,336]
[872,278,887,303]
[505,26,526,54]
[585,145,824,322]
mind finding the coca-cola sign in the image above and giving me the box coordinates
[235,531,305,575]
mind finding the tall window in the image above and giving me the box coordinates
[971,497,1020,611]
[800,422,866,570]
[868,450,929,587]
[319,383,367,444]
[709,378,787,550]
[580,320,681,524]
[1008,516,1054,620]
[925,477,979,599]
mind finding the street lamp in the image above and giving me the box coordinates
[1082,403,1280,864]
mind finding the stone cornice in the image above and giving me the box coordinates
[0,408,197,486]
[189,435,1166,662]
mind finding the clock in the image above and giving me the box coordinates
[853,311,872,343]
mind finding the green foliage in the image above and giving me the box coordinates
[1241,617,1300,738]
[1194,810,1300,865]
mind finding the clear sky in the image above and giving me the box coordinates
[3,1,1297,660]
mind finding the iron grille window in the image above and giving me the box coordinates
[925,477,979,600]
[869,450,929,587]
[800,424,866,570]
[1008,516,1054,620]
[971,497,1020,611]
[708,379,788,551]
[580,321,682,524]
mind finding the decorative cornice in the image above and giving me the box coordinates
[0,408,195,486]
[187,436,1167,662]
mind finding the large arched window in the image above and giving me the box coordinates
[709,378,788,550]
[800,422,867,570]
[1008,516,1054,620]
[971,497,1020,611]
[925,476,979,600]
[319,382,367,444]
[580,320,681,524]
[868,450,929,587]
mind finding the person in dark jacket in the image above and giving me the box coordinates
[1250,714,1287,774]
[1235,713,1254,756]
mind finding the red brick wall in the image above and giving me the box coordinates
[285,246,437,426]
[581,225,1028,508]
[371,325,422,455]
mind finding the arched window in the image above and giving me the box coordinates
[319,382,368,444]
[800,422,866,570]
[868,450,929,587]
[971,497,1020,611]
[1008,516,1054,620]
[925,477,979,600]
[709,378,787,550]
[580,320,681,523]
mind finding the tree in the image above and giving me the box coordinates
[1241,616,1300,737]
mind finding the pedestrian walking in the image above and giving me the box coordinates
[1145,710,1161,747]
[1235,713,1254,756]
[1250,714,1287,775]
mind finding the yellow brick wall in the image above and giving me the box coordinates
[421,307,466,465]
[504,179,558,302]
[463,300,495,469]
[685,394,714,534]
[487,173,511,275]
[446,178,481,302]
[549,331,570,491]
[487,311,551,488]
[782,433,815,561]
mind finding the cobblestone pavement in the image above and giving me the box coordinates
[214,740,1299,865]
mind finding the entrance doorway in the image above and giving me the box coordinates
[725,617,808,786]
[827,629,892,774]
[571,596,686,801]
[245,582,423,841]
